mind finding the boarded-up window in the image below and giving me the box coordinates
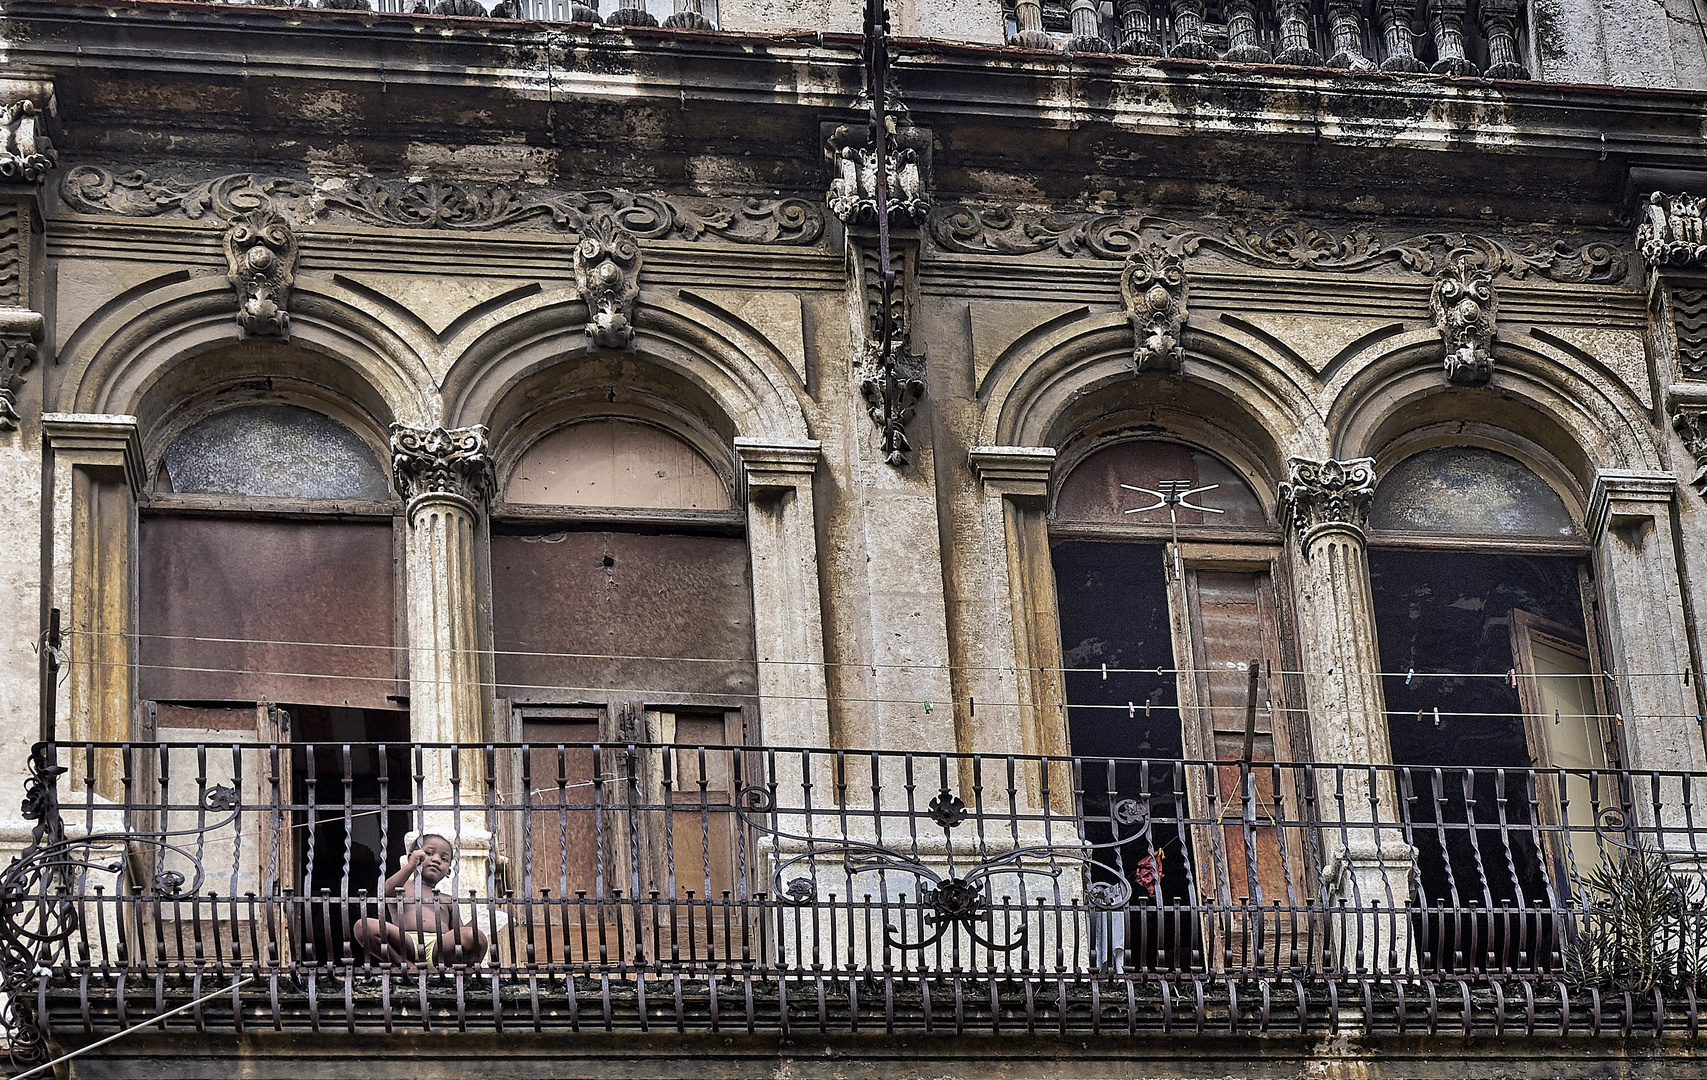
[491,529,758,707]
[138,517,398,709]
[505,419,729,509]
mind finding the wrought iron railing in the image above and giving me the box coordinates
[87,0,721,29]
[4,741,1706,1057]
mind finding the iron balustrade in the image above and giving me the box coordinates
[4,740,1705,1049]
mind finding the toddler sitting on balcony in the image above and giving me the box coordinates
[352,834,488,969]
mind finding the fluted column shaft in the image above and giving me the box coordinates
[1282,457,1412,973]
[392,423,495,898]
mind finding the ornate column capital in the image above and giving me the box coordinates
[1280,456,1377,550]
[389,423,493,511]
[735,437,821,498]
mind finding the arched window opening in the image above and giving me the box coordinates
[155,403,390,500]
[139,399,408,952]
[490,413,755,961]
[1051,438,1297,972]
[1368,442,1608,973]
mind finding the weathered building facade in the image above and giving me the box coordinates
[3,0,1707,1074]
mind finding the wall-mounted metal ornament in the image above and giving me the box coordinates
[1431,256,1496,385]
[1120,241,1187,373]
[224,207,297,338]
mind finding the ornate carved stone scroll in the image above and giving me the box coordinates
[1279,456,1377,551]
[1638,192,1707,267]
[0,100,56,184]
[1672,406,1707,496]
[1120,240,1186,374]
[60,168,826,246]
[1431,257,1497,385]
[826,123,931,227]
[858,344,925,467]
[389,424,494,507]
[0,310,42,432]
[574,215,642,349]
[927,204,1631,284]
[224,208,297,338]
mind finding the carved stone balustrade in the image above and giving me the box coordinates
[1009,0,1530,77]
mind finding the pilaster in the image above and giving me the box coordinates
[1587,471,1705,777]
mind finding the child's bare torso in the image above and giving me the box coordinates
[388,884,455,933]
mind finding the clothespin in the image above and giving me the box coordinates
[924,700,932,714]
[1101,663,1108,681]
[1145,698,1152,718]
[1614,713,1624,726]
[1406,668,1414,686]
[1554,709,1561,725]
[1433,707,1442,727]
[1604,671,1618,688]
[1507,669,1517,688]
[1417,710,1424,724]
[969,696,975,718]
[1128,702,1136,719]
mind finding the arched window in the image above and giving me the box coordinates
[1051,437,1297,964]
[139,400,409,941]
[1367,442,1609,957]
[489,414,754,957]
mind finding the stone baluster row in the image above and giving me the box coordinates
[1012,0,1529,80]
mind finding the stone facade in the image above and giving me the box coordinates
[4,0,1707,1072]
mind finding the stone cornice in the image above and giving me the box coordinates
[14,0,1707,176]
[969,445,1056,499]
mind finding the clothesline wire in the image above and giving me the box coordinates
[53,628,1688,682]
[44,654,1696,722]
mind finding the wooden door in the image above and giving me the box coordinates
[1167,556,1304,970]
[516,712,607,963]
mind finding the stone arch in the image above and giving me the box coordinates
[440,287,811,452]
[978,310,1317,494]
[54,273,438,446]
[1327,331,1663,498]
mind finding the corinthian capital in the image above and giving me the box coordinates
[1280,456,1377,548]
[389,423,493,507]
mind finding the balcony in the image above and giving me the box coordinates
[5,741,1704,1052]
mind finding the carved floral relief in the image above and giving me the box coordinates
[1279,456,1378,548]
[574,216,642,349]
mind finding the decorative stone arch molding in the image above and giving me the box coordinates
[43,275,438,791]
[439,284,830,755]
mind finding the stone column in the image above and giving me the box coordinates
[1222,0,1272,60]
[1324,0,1374,67]
[1376,0,1428,70]
[1280,456,1414,974]
[390,423,495,899]
[1478,0,1531,77]
[1168,0,1218,57]
[1273,0,1324,64]
[1427,0,1478,74]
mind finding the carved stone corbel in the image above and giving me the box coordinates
[0,309,42,432]
[389,423,494,507]
[224,208,297,338]
[574,216,641,349]
[1120,240,1186,374]
[1638,192,1707,267]
[0,99,56,184]
[1431,256,1496,385]
[1279,456,1377,552]
[825,122,931,227]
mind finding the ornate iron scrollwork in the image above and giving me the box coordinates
[735,780,1159,954]
[0,743,240,1067]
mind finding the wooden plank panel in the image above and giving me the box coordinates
[138,517,397,709]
